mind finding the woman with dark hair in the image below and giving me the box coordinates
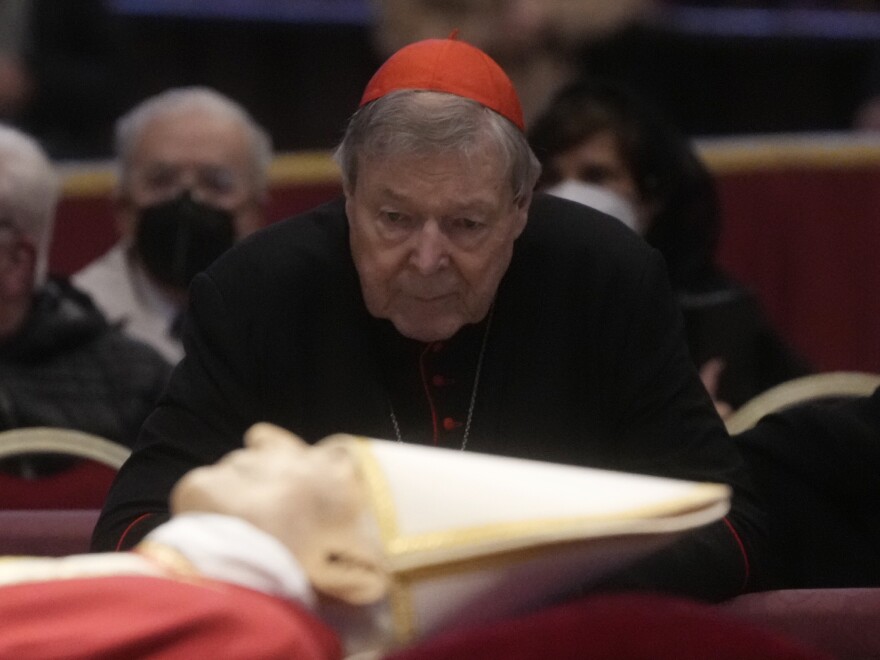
[529,80,811,412]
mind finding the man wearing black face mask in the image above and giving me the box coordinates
[135,192,236,293]
[73,87,272,364]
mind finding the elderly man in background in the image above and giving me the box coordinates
[0,123,170,470]
[73,87,273,364]
[94,38,769,603]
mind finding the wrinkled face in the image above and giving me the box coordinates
[0,222,19,276]
[346,148,528,342]
[0,220,34,339]
[170,425,366,557]
[118,109,263,240]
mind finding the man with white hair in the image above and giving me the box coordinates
[73,87,273,364]
[0,123,170,470]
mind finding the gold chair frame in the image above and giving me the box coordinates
[725,371,880,435]
[0,427,130,469]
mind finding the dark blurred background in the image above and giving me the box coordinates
[4,0,880,159]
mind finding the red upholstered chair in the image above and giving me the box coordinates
[384,593,831,660]
[0,427,130,510]
[722,588,880,660]
[721,372,880,658]
[0,428,130,555]
[724,371,880,435]
[0,509,100,556]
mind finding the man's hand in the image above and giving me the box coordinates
[700,357,733,419]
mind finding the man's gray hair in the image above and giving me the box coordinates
[0,124,59,284]
[115,86,273,194]
[333,91,541,204]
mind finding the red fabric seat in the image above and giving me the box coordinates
[0,509,100,556]
[723,588,880,660]
[0,460,117,509]
[0,574,874,657]
[385,593,831,660]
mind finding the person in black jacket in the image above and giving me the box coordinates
[737,385,880,589]
[529,79,812,413]
[0,123,170,476]
[93,38,771,602]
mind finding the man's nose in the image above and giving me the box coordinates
[409,221,449,274]
[176,171,210,203]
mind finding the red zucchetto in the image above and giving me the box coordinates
[359,37,525,132]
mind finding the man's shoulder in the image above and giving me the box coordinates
[208,197,351,284]
[236,198,348,256]
[40,311,173,393]
[90,325,173,376]
[70,244,158,331]
[516,193,658,286]
[524,193,652,259]
[72,244,129,287]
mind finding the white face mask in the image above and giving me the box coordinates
[544,179,642,235]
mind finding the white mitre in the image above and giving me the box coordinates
[325,436,730,648]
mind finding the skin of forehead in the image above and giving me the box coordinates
[129,109,254,178]
[190,425,364,509]
[358,149,510,214]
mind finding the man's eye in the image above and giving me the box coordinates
[447,217,484,233]
[199,168,237,194]
[143,168,178,190]
[576,165,616,186]
[381,211,412,227]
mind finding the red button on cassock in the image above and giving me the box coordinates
[442,417,461,431]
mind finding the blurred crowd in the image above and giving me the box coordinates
[2,0,880,161]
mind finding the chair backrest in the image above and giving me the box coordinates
[725,371,880,435]
[0,427,131,510]
[0,427,130,468]
[731,372,880,589]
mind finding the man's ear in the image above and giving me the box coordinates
[302,532,389,606]
[512,191,531,239]
[344,190,356,225]
[112,188,138,241]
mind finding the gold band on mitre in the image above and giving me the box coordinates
[326,436,730,645]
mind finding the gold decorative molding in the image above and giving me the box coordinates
[696,132,880,174]
[55,133,880,197]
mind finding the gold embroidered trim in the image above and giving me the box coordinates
[134,541,203,583]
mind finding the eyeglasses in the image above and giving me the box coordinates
[0,219,21,243]
[0,220,23,271]
[128,163,254,210]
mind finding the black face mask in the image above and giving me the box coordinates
[134,192,236,291]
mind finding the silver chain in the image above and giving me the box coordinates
[389,305,494,451]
